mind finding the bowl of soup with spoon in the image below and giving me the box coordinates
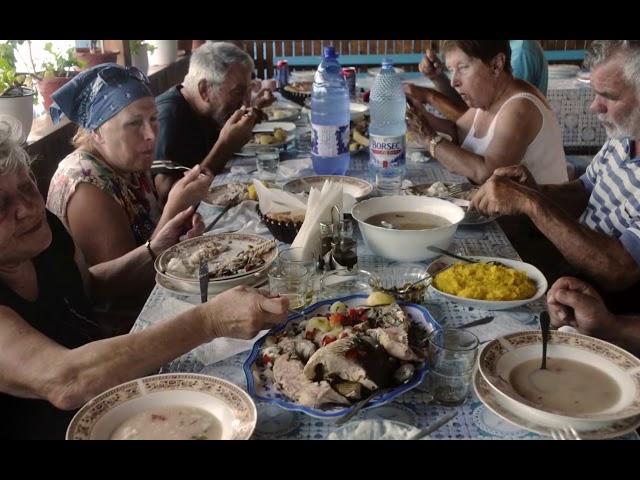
[351,195,465,262]
[478,330,640,428]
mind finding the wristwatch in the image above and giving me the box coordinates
[429,134,445,158]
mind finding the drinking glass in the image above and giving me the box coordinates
[256,147,280,179]
[320,269,373,299]
[427,328,479,405]
[268,264,310,310]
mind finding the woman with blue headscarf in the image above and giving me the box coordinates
[46,63,212,265]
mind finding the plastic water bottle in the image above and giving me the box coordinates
[369,58,406,195]
[311,46,350,175]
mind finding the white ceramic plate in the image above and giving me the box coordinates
[263,105,301,122]
[252,121,296,134]
[350,102,369,122]
[473,369,640,439]
[478,330,640,425]
[428,256,547,310]
[283,175,373,199]
[155,270,268,297]
[66,373,257,440]
[283,175,374,214]
[240,133,296,153]
[156,233,277,283]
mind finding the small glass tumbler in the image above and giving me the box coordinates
[427,328,479,405]
[256,147,280,179]
[268,264,310,311]
[320,268,373,300]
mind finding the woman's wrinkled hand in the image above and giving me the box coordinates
[201,285,289,340]
[151,206,204,253]
[166,164,213,214]
[419,49,444,79]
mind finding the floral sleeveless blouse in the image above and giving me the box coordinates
[46,150,161,245]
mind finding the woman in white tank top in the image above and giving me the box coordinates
[406,41,568,185]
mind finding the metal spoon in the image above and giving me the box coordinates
[380,220,394,229]
[539,311,550,370]
[408,411,458,440]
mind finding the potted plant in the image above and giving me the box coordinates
[75,40,119,68]
[0,40,35,144]
[129,40,155,75]
[29,42,84,111]
[151,40,178,66]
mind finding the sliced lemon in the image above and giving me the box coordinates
[367,291,395,306]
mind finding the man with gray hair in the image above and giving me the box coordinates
[152,41,273,200]
[471,40,640,312]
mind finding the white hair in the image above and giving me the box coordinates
[0,117,31,176]
[586,41,640,94]
[183,41,254,93]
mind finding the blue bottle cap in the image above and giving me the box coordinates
[324,46,338,59]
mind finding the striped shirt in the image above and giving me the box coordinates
[579,137,640,265]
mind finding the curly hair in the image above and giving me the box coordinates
[0,117,31,176]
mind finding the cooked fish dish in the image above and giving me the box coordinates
[258,301,428,409]
[166,239,276,279]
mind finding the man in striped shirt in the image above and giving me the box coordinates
[471,40,640,308]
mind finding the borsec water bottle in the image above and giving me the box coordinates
[369,58,406,195]
[311,46,351,175]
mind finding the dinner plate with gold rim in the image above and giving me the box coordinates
[478,330,640,425]
[473,369,640,439]
[66,373,257,440]
[156,233,277,283]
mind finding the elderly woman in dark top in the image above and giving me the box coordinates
[46,63,212,266]
[0,121,288,439]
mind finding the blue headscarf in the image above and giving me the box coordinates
[49,63,153,131]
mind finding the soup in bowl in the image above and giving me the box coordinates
[351,196,465,262]
[478,330,640,428]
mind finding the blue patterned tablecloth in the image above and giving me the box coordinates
[132,113,636,440]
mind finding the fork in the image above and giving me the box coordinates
[446,184,473,196]
[550,426,582,440]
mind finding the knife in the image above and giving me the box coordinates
[409,411,458,440]
[199,260,209,304]
[456,316,495,329]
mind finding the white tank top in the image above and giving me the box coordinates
[461,92,568,184]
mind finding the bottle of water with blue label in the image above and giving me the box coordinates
[311,46,350,175]
[369,58,406,195]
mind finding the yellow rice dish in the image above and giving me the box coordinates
[433,263,536,301]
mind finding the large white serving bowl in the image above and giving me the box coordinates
[478,330,640,429]
[66,373,257,440]
[351,195,465,262]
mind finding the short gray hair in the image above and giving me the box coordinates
[586,40,640,93]
[183,41,254,92]
[0,117,31,176]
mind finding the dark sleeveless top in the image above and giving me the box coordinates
[0,211,103,439]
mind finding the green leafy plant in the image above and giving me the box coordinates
[31,42,84,80]
[129,40,155,56]
[0,40,28,97]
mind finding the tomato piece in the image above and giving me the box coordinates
[262,354,273,365]
[322,335,337,346]
[305,329,317,341]
[329,313,346,327]
[345,348,359,361]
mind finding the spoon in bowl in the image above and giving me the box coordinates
[539,311,550,370]
[380,220,394,229]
